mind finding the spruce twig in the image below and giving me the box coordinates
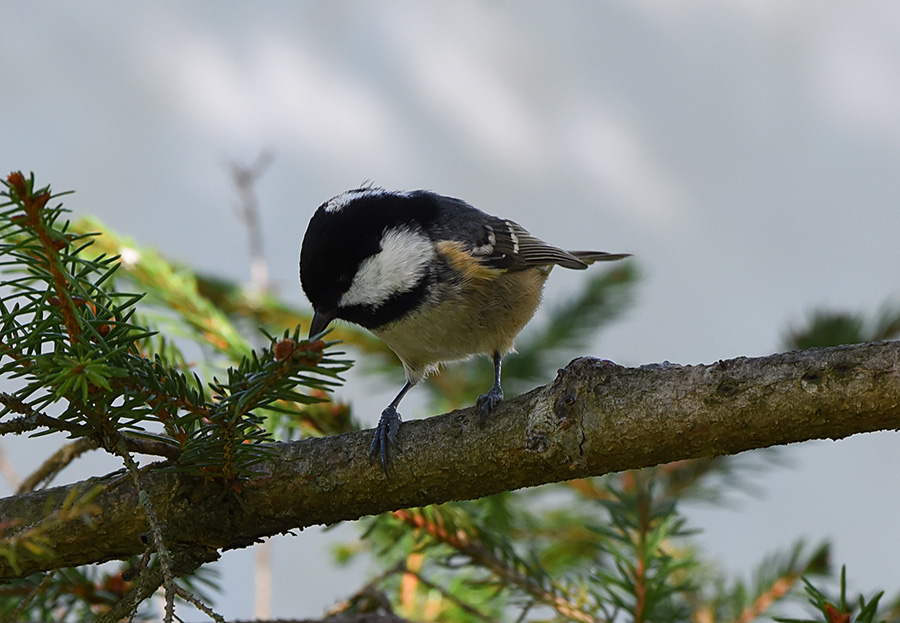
[0,171,349,619]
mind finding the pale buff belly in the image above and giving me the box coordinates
[372,268,549,382]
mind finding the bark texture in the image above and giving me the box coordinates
[2,341,899,579]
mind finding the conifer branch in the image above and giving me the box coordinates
[392,508,596,623]
[398,564,495,623]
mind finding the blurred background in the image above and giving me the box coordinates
[2,1,899,619]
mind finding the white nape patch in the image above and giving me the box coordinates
[323,187,412,213]
[339,226,434,308]
[323,188,382,212]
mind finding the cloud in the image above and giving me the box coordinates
[148,29,409,164]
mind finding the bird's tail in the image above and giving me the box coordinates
[569,251,631,266]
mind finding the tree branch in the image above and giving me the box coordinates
[2,341,899,579]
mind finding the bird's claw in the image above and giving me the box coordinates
[369,405,402,476]
[476,385,504,423]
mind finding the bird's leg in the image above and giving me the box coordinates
[370,380,414,475]
[476,351,504,422]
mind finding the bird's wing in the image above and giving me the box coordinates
[476,218,591,270]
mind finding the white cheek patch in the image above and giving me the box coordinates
[339,226,434,309]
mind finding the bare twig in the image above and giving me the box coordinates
[117,448,177,622]
[17,438,97,493]
[0,393,86,437]
[227,150,274,294]
[97,550,162,623]
[174,583,227,622]
[227,150,275,619]
[15,435,177,495]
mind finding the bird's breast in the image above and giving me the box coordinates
[372,267,549,382]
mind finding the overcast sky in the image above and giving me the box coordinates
[3,1,900,619]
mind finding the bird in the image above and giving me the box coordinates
[299,187,629,474]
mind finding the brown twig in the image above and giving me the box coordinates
[736,574,800,623]
[7,172,81,342]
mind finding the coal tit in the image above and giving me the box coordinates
[299,188,629,473]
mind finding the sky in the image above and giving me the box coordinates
[2,1,900,619]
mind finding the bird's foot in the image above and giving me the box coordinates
[476,385,504,423]
[369,405,402,476]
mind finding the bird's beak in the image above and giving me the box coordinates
[309,309,335,338]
